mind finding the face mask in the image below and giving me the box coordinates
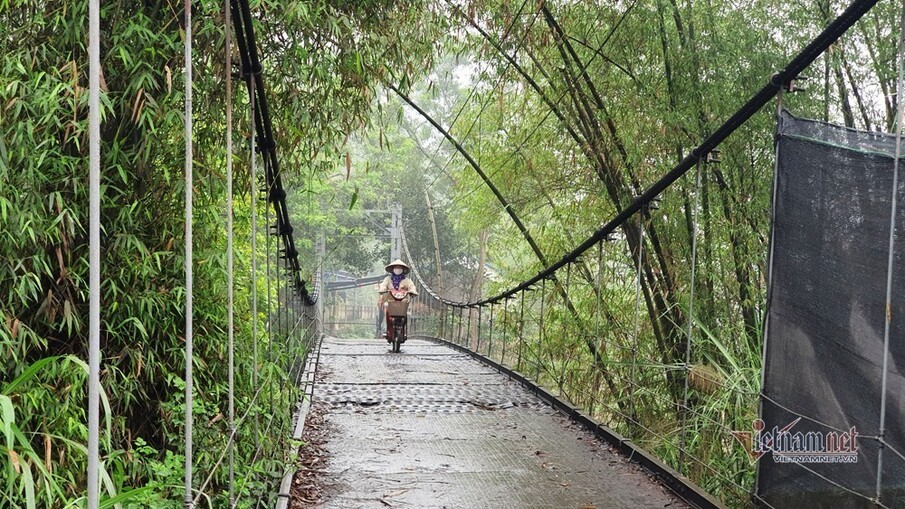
[393,268,403,275]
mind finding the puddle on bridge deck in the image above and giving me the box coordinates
[290,337,689,509]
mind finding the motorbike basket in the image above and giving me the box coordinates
[387,301,408,317]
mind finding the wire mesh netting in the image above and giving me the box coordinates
[757,110,905,508]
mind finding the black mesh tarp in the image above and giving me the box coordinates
[757,111,905,508]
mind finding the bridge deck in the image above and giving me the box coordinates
[291,337,688,508]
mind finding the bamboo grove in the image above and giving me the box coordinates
[0,0,436,506]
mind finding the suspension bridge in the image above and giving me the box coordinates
[26,0,904,507]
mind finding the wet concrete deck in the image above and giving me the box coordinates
[294,337,688,508]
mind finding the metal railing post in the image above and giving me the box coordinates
[536,278,546,381]
[488,302,495,360]
[475,306,484,353]
[590,240,604,418]
[501,298,509,365]
[629,210,646,430]
[457,306,464,345]
[517,291,526,372]
[466,306,473,349]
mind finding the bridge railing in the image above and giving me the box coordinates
[188,253,323,508]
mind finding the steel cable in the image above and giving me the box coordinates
[628,213,644,426]
[248,21,260,459]
[876,0,905,500]
[678,159,702,474]
[229,0,316,304]
[224,1,236,503]
[192,382,265,504]
[182,0,195,504]
[86,0,102,505]
[409,0,881,309]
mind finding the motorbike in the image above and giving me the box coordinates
[385,289,409,353]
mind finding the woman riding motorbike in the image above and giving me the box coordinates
[377,259,418,341]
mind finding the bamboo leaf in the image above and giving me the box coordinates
[98,487,156,508]
[348,185,359,210]
[1,357,63,396]
[21,460,34,509]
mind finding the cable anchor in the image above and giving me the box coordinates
[641,196,662,216]
[783,75,810,93]
[705,149,722,164]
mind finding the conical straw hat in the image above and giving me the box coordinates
[385,259,410,274]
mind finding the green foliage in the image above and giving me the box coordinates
[1,0,898,506]
[364,1,897,506]
[0,0,438,506]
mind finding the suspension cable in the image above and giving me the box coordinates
[183,0,194,503]
[193,381,266,504]
[629,212,644,425]
[402,0,879,309]
[678,158,702,474]
[248,21,259,450]
[876,0,905,500]
[229,0,316,304]
[755,83,785,497]
[265,178,273,410]
[224,1,236,504]
[86,0,102,505]
[277,261,284,395]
